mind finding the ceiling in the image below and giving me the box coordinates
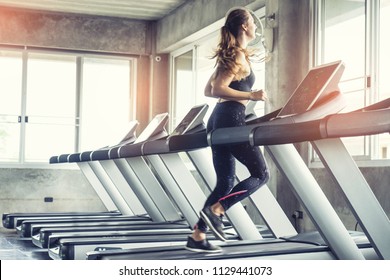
[0,0,190,20]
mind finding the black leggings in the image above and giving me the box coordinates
[196,101,269,233]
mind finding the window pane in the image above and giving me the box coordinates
[172,50,194,130]
[379,0,390,99]
[196,37,218,122]
[0,122,20,162]
[81,57,131,150]
[323,0,366,90]
[0,51,22,115]
[251,57,266,117]
[24,53,77,162]
[0,50,22,162]
[25,123,75,162]
[322,0,367,157]
[378,0,390,158]
[26,53,76,117]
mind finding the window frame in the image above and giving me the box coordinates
[310,0,390,167]
[0,45,137,168]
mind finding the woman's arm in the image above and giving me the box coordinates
[205,68,263,101]
[204,71,216,98]
[210,69,251,100]
[208,52,249,100]
[204,51,266,101]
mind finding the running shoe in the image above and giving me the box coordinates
[185,236,222,253]
[200,207,227,241]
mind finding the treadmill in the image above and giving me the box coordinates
[28,109,208,248]
[43,95,340,259]
[2,121,142,230]
[13,117,175,238]
[2,121,142,229]
[29,104,273,253]
[26,113,194,243]
[85,60,378,260]
[288,100,390,260]
[46,99,309,260]
[45,105,246,259]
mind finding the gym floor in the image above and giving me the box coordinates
[0,228,51,260]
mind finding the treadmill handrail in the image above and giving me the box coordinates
[250,105,390,146]
[208,91,346,146]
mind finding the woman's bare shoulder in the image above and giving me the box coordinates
[235,51,250,79]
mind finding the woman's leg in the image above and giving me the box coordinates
[195,144,236,233]
[198,143,269,241]
[187,102,251,249]
[218,143,269,211]
[186,133,235,251]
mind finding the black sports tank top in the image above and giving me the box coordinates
[228,69,255,92]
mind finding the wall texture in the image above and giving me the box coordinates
[264,0,312,229]
[155,0,265,52]
[0,6,151,54]
[309,167,390,232]
[0,168,106,221]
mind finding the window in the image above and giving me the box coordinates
[25,53,77,162]
[378,0,390,159]
[80,57,131,151]
[171,50,194,129]
[195,36,218,122]
[0,48,133,165]
[0,50,23,162]
[314,0,390,161]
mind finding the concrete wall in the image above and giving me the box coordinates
[264,0,312,229]
[306,167,390,232]
[155,0,265,52]
[0,6,151,54]
[0,168,106,219]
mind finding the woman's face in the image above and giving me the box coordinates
[245,13,257,41]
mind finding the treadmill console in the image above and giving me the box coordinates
[168,104,209,138]
[134,113,169,143]
[116,120,139,146]
[278,60,345,117]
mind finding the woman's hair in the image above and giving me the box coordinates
[212,8,251,78]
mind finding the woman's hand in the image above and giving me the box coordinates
[250,89,268,101]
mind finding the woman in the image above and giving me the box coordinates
[185,7,270,253]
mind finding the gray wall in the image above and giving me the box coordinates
[155,0,265,52]
[0,6,152,54]
[0,167,106,230]
[264,0,311,228]
[306,167,390,232]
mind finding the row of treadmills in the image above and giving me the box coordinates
[3,60,390,260]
